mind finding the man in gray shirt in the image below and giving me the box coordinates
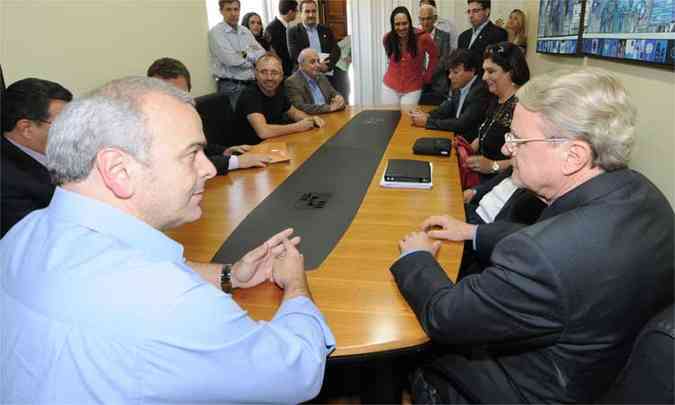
[208,0,266,108]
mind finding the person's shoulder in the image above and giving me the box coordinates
[238,25,255,37]
[488,21,508,37]
[286,71,304,85]
[267,18,282,29]
[287,23,302,35]
[209,21,226,34]
[239,83,262,101]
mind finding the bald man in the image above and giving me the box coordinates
[285,48,345,114]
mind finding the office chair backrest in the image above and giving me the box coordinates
[599,303,674,403]
[194,92,236,147]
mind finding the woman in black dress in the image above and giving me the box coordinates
[465,41,530,182]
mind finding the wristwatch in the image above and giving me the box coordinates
[491,160,500,173]
[220,264,233,293]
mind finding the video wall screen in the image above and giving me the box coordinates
[537,0,586,55]
[581,0,674,66]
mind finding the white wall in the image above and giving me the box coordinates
[1,0,215,96]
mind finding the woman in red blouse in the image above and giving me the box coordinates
[382,6,438,110]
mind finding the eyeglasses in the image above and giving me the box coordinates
[466,7,484,14]
[419,16,435,21]
[37,119,53,125]
[256,69,282,78]
[504,132,568,150]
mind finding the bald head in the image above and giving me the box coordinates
[419,4,437,33]
[298,48,322,79]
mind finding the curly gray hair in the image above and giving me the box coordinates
[516,68,637,171]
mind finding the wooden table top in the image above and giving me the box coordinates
[166,106,465,357]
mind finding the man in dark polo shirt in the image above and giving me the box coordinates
[233,53,324,146]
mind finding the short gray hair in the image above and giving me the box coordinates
[297,47,317,64]
[419,4,437,16]
[516,68,637,171]
[47,76,193,185]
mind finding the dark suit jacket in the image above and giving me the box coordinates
[284,70,341,114]
[458,21,507,59]
[391,169,674,402]
[194,92,235,175]
[426,77,492,142]
[264,18,293,77]
[287,24,340,72]
[1,137,54,236]
[429,29,453,98]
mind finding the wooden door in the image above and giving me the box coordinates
[319,0,347,40]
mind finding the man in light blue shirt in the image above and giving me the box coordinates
[209,0,266,107]
[0,77,335,404]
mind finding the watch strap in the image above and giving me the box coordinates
[220,263,233,293]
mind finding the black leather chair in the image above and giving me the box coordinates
[600,303,674,403]
[194,92,237,147]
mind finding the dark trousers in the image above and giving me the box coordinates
[411,350,525,404]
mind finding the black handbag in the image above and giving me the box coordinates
[413,137,452,156]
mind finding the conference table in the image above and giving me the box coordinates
[166,105,465,360]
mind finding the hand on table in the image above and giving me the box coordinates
[421,215,477,242]
[330,95,345,111]
[398,231,441,256]
[224,144,252,156]
[238,153,272,169]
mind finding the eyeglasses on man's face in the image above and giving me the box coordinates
[256,69,282,78]
[466,7,484,14]
[504,132,568,151]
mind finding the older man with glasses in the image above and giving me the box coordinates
[390,68,674,403]
[457,0,507,60]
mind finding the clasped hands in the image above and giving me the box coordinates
[329,95,346,112]
[408,108,429,127]
[398,215,477,257]
[229,228,307,292]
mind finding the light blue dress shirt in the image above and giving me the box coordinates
[208,22,266,81]
[305,24,322,54]
[300,70,327,105]
[456,75,478,118]
[1,188,335,404]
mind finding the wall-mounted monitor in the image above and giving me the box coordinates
[581,0,674,67]
[537,0,586,55]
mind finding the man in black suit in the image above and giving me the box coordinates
[264,0,298,77]
[392,68,674,403]
[458,0,507,60]
[1,78,72,236]
[410,49,491,142]
[287,0,341,94]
